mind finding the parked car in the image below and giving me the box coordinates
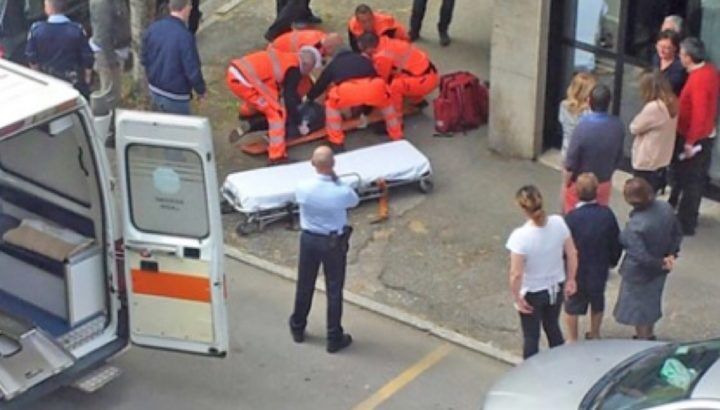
[484,338,720,410]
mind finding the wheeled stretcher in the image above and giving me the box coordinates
[221,140,434,235]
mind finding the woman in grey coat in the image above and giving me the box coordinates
[613,178,682,340]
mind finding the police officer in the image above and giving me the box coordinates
[26,0,94,99]
[290,146,359,353]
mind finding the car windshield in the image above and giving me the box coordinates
[589,340,720,410]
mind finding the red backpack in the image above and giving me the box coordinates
[433,71,489,134]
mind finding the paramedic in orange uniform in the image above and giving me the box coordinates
[347,4,409,52]
[268,29,334,102]
[226,47,321,164]
[357,32,438,115]
[269,28,329,55]
[305,42,403,153]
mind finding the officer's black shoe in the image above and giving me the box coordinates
[328,142,345,154]
[439,31,451,47]
[327,334,352,353]
[289,318,305,343]
[409,31,420,42]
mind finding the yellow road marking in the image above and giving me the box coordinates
[353,343,453,410]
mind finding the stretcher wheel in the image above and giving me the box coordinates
[236,219,259,236]
[418,177,434,194]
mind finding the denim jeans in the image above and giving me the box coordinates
[150,92,191,115]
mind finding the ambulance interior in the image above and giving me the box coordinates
[0,112,109,353]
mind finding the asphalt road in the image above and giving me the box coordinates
[32,258,508,410]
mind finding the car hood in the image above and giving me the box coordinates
[484,340,665,410]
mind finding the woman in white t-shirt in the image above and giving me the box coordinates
[506,185,578,359]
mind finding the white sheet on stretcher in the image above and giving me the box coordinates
[222,140,432,212]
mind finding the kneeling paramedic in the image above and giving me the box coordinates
[290,146,359,353]
[226,47,321,164]
[305,41,403,153]
[358,31,438,116]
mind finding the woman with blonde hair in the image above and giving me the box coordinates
[630,71,679,192]
[506,185,578,358]
[559,72,597,158]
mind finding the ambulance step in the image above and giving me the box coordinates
[0,311,74,401]
[57,315,106,351]
[72,365,122,393]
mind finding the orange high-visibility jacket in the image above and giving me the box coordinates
[348,12,409,41]
[269,29,327,54]
[230,49,300,91]
[372,36,432,81]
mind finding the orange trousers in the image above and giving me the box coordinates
[226,70,287,160]
[325,78,403,145]
[389,71,439,114]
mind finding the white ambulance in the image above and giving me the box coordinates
[0,59,228,407]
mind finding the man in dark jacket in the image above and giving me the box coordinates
[563,84,625,213]
[89,0,131,114]
[25,0,94,99]
[142,0,206,115]
[564,172,622,341]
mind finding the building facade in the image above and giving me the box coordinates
[490,0,720,184]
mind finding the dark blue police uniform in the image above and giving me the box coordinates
[25,14,94,98]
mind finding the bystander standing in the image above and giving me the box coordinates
[563,84,625,213]
[564,173,621,342]
[653,30,686,96]
[506,185,577,359]
[289,146,359,353]
[142,0,206,115]
[559,72,597,160]
[25,0,94,99]
[669,37,719,236]
[89,0,131,115]
[613,178,682,340]
[265,0,322,42]
[409,0,455,46]
[661,14,684,37]
[630,71,678,193]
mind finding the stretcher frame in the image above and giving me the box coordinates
[221,142,434,235]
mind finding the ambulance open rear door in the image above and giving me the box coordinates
[115,110,228,357]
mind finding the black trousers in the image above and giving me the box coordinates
[266,0,313,41]
[633,168,667,194]
[290,231,347,341]
[518,287,565,359]
[189,0,202,34]
[670,138,714,232]
[410,0,455,35]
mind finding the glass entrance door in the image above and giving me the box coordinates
[544,0,694,156]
